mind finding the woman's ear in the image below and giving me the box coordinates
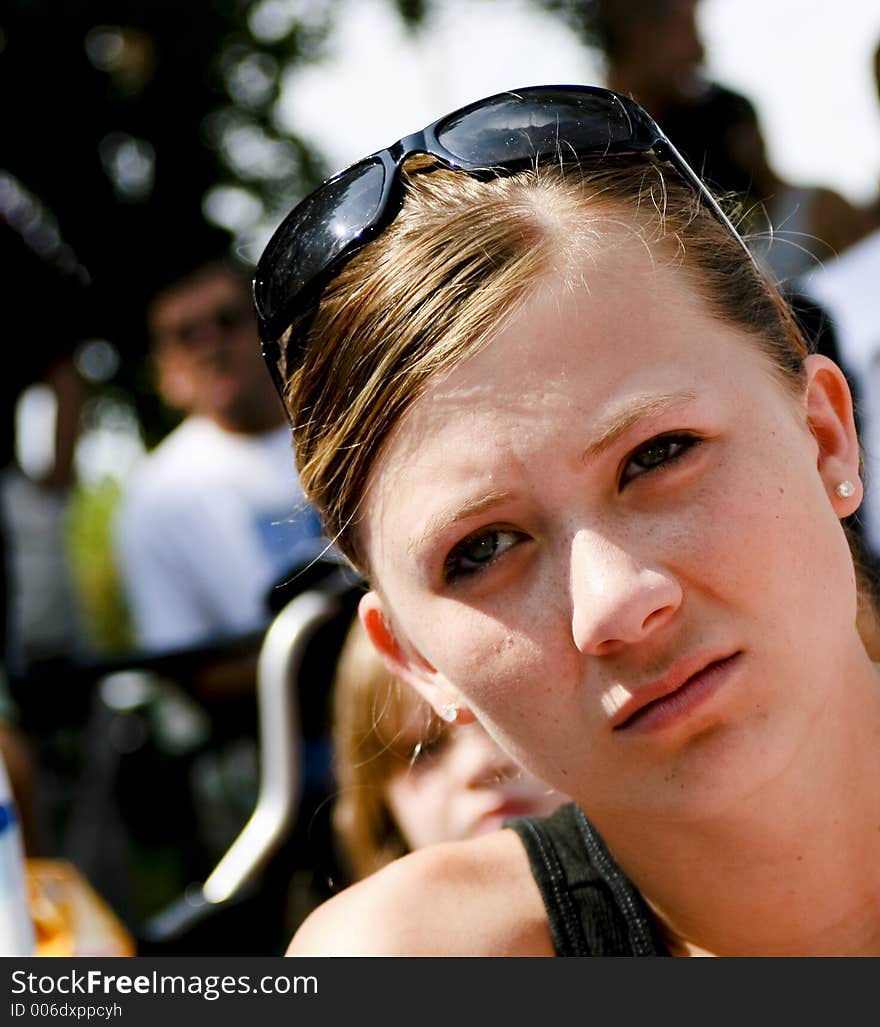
[358,591,476,724]
[802,354,863,517]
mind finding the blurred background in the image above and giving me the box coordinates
[8,0,880,512]
[3,0,880,955]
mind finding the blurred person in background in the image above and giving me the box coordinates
[1,202,90,680]
[862,37,880,234]
[721,99,867,283]
[114,256,323,662]
[330,617,568,884]
[565,0,758,195]
[1,189,94,854]
[560,0,866,272]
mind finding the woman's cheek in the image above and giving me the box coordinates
[421,598,539,697]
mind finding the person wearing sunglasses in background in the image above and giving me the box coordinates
[330,616,567,884]
[115,257,323,659]
[255,84,880,956]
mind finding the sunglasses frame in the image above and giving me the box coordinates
[254,84,752,401]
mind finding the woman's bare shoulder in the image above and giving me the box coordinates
[286,826,553,956]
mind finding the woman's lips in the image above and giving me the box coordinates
[611,652,742,734]
[473,798,541,834]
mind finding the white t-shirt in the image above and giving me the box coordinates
[800,228,880,554]
[114,416,324,652]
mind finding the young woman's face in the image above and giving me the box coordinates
[383,720,565,850]
[360,235,862,827]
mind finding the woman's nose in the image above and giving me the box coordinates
[569,530,682,656]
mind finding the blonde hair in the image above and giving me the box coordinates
[283,156,808,573]
[331,617,446,880]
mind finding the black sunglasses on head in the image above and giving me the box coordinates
[254,84,752,400]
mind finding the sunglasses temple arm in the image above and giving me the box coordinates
[656,137,758,268]
[259,335,295,425]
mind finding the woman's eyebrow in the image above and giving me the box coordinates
[408,391,697,555]
[581,390,698,464]
[408,489,515,556]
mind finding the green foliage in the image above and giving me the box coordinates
[65,478,134,655]
[3,0,335,448]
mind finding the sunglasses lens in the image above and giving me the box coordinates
[436,89,654,167]
[257,157,387,330]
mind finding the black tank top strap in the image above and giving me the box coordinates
[507,802,670,956]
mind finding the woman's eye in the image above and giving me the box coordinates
[408,732,449,770]
[620,433,699,486]
[443,528,523,582]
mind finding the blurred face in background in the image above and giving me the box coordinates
[383,704,567,850]
[150,267,283,432]
[615,0,704,95]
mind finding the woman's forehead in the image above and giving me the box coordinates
[376,243,729,448]
[360,243,785,551]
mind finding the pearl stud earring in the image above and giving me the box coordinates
[835,480,856,499]
[439,703,459,723]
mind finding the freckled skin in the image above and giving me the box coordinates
[361,235,869,836]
